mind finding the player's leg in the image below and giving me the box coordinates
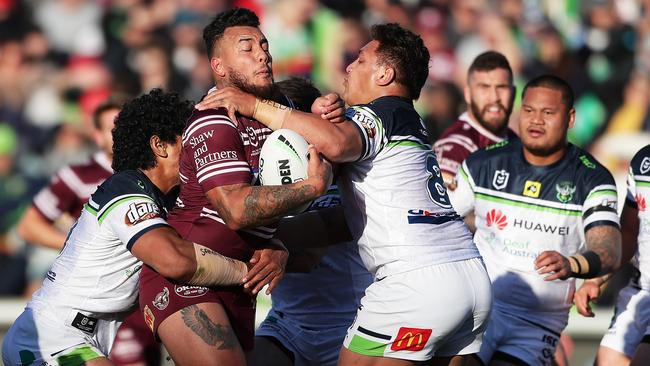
[630,338,650,366]
[595,346,630,366]
[596,284,648,366]
[247,336,295,366]
[158,302,246,366]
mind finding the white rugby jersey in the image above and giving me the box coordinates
[27,170,170,353]
[626,144,650,290]
[339,96,479,279]
[452,139,619,333]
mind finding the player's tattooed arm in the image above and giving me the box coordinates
[207,146,332,230]
[585,224,622,275]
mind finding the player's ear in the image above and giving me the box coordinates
[150,135,168,158]
[375,65,395,87]
[210,57,226,78]
[567,107,576,129]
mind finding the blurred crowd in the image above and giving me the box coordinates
[1,0,650,298]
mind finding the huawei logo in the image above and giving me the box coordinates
[637,194,646,212]
[486,209,508,230]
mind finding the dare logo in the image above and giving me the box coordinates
[637,194,646,212]
[391,327,432,352]
[124,201,160,226]
[486,209,508,230]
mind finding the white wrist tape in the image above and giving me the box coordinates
[188,243,247,286]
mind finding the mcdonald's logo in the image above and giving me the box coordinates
[390,327,432,352]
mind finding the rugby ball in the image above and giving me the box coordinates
[259,129,312,212]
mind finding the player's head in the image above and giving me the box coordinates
[112,89,193,181]
[465,51,515,135]
[203,8,274,99]
[92,99,123,158]
[520,75,575,159]
[343,23,429,105]
[275,77,321,112]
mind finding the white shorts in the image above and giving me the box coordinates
[256,309,348,366]
[478,307,561,366]
[342,257,492,361]
[600,283,650,357]
[2,308,118,366]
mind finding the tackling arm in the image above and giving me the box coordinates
[131,226,248,286]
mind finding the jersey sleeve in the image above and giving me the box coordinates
[92,193,169,251]
[449,160,477,217]
[183,112,252,192]
[582,169,620,232]
[345,105,387,162]
[32,166,81,222]
[433,136,474,177]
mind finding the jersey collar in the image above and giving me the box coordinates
[458,112,506,142]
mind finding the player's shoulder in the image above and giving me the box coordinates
[66,155,112,180]
[630,144,650,175]
[183,108,236,140]
[465,138,517,166]
[564,145,615,193]
[90,170,153,210]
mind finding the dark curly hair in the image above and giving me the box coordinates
[371,23,430,100]
[203,8,260,59]
[112,89,193,172]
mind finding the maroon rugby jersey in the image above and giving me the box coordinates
[166,108,275,261]
[433,112,516,177]
[33,152,112,221]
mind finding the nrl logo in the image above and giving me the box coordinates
[492,170,509,190]
[641,157,650,174]
[556,182,576,203]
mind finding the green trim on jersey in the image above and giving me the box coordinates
[97,195,155,225]
[84,203,98,216]
[586,189,617,200]
[347,335,387,357]
[385,140,430,150]
[57,345,102,366]
[636,180,650,188]
[475,193,582,216]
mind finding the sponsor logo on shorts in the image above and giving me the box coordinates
[523,180,541,198]
[391,327,432,352]
[71,312,98,334]
[486,209,507,230]
[124,201,160,226]
[492,170,509,190]
[174,285,209,298]
[143,305,155,332]
[153,287,170,310]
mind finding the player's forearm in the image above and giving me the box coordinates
[210,180,323,230]
[16,207,67,250]
[584,225,622,276]
[254,99,360,162]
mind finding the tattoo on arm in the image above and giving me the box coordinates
[240,185,316,227]
[180,305,239,350]
[585,225,622,275]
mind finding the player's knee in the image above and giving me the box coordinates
[595,346,629,366]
